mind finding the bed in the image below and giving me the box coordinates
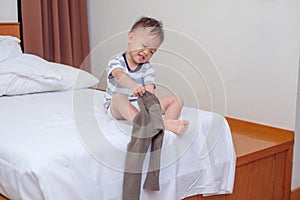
[0,23,236,200]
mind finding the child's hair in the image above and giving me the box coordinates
[130,16,164,42]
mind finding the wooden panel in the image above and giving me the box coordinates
[291,187,300,200]
[251,155,276,200]
[273,151,286,199]
[228,163,253,200]
[0,23,20,38]
[283,144,293,200]
[0,194,8,200]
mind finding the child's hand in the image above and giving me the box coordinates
[131,83,146,97]
[112,69,146,97]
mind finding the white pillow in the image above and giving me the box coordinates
[0,73,18,96]
[0,54,99,96]
[0,54,63,85]
[50,62,99,90]
[0,74,64,96]
[0,36,20,44]
[0,36,22,63]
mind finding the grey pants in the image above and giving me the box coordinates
[122,91,164,200]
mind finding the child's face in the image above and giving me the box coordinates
[127,27,162,64]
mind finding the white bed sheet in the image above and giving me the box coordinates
[0,89,236,200]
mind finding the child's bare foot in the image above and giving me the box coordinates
[164,119,189,135]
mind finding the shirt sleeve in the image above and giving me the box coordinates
[106,55,126,79]
[143,62,156,87]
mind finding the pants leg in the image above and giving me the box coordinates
[143,129,164,191]
[122,98,152,200]
[123,136,151,200]
[142,93,164,191]
[122,92,164,200]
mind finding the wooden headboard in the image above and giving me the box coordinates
[0,22,20,38]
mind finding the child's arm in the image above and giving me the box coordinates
[112,68,145,96]
[145,83,155,94]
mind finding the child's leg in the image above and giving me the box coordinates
[110,93,138,122]
[159,95,189,134]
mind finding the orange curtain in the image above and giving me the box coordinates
[20,0,90,71]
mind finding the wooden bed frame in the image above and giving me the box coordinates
[0,22,20,39]
[0,23,294,200]
[186,118,294,200]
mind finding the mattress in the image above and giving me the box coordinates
[0,89,236,200]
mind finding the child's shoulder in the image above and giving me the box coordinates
[109,52,124,62]
[107,53,126,68]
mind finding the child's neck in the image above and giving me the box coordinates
[125,52,139,71]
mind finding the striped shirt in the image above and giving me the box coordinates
[103,53,156,109]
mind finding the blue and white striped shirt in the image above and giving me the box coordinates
[104,53,156,109]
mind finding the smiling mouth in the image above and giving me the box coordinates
[138,54,145,61]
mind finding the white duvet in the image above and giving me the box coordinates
[0,89,236,200]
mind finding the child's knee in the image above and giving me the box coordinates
[111,93,129,107]
[112,93,127,101]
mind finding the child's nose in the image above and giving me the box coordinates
[143,48,150,56]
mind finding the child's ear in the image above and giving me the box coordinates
[128,32,134,43]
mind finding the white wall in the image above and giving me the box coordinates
[293,60,300,189]
[0,0,17,22]
[87,0,300,189]
[88,0,300,130]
